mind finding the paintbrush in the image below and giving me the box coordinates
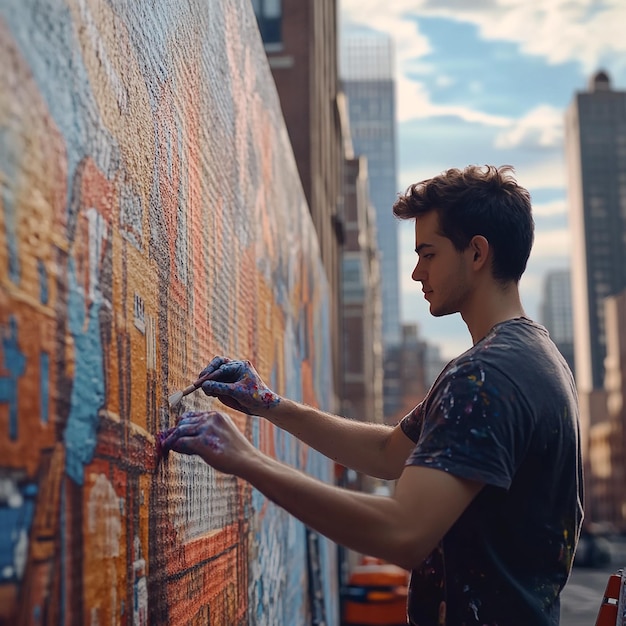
[168,370,218,408]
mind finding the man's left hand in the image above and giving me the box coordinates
[159,411,255,475]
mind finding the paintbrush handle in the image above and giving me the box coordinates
[182,370,218,398]
[193,369,218,388]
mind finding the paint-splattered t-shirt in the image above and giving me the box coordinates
[400,317,583,626]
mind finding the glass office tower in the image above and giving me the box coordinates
[340,33,401,350]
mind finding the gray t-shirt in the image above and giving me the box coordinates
[400,318,583,626]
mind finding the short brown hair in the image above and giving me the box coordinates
[393,165,534,283]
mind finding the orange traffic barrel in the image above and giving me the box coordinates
[342,557,409,626]
[595,569,625,626]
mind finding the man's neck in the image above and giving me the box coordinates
[462,283,526,345]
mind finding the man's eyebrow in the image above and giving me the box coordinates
[415,243,434,255]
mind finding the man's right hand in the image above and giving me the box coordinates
[199,356,281,415]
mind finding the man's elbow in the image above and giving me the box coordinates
[377,430,413,481]
[387,550,426,572]
[386,536,432,571]
[374,457,407,481]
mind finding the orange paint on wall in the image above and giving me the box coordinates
[0,2,336,624]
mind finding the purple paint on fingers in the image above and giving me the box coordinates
[156,427,177,461]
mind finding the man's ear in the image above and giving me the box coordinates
[470,235,490,269]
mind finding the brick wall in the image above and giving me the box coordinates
[0,1,337,624]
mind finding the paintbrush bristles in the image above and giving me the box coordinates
[168,390,184,407]
[168,371,215,408]
[168,381,201,407]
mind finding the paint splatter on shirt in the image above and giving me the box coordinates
[400,318,583,626]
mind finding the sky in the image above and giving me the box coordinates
[339,0,626,360]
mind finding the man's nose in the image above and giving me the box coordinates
[411,263,423,282]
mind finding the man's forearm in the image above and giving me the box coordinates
[240,450,425,570]
[260,398,403,479]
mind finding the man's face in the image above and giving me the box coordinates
[412,211,474,317]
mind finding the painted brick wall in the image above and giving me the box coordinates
[0,1,338,624]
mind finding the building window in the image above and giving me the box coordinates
[251,0,282,46]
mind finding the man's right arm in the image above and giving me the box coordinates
[261,398,415,480]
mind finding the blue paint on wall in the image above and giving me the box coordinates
[0,317,27,440]
[251,501,308,625]
[40,352,49,424]
[0,480,37,584]
[250,400,309,624]
[1,2,339,621]
[38,258,49,305]
[2,1,120,228]
[62,258,105,485]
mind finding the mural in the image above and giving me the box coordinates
[0,1,337,624]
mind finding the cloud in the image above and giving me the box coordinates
[399,147,567,193]
[342,0,626,146]
[341,3,590,137]
[396,100,568,193]
[512,156,567,191]
[447,0,626,74]
[396,77,512,125]
[340,5,431,76]
[532,226,571,259]
[341,0,626,73]
[435,75,455,88]
[342,5,515,126]
[532,198,567,218]
[397,114,511,189]
[494,105,564,150]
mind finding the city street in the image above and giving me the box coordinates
[561,539,626,626]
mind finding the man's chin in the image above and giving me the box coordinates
[429,305,455,318]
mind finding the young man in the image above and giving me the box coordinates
[161,165,583,625]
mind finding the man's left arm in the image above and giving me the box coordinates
[245,456,483,570]
[160,411,483,571]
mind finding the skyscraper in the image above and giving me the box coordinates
[340,32,401,349]
[539,269,575,376]
[565,70,626,393]
[340,32,402,419]
[342,153,384,426]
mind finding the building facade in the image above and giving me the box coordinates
[340,32,401,349]
[341,155,384,426]
[340,32,402,418]
[252,0,345,409]
[565,70,626,393]
[588,290,626,530]
[565,70,626,528]
[540,269,576,376]
[0,0,340,623]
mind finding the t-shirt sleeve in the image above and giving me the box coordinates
[400,402,424,443]
[404,360,532,489]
